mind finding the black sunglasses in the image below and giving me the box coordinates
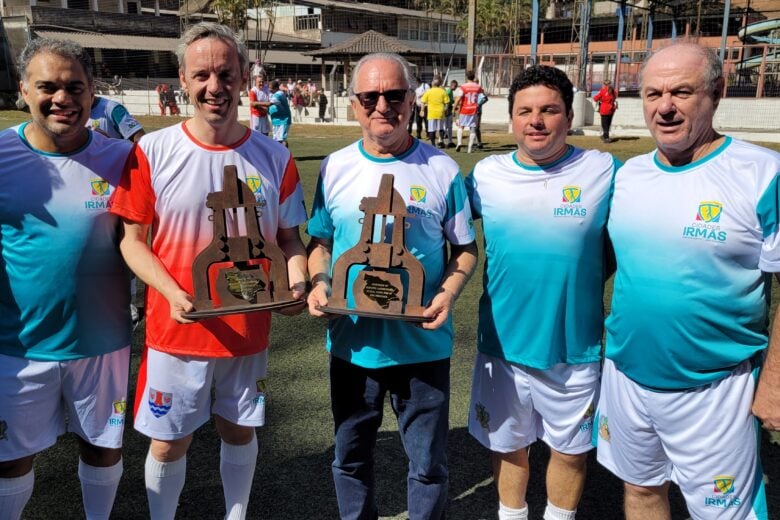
[354,89,410,109]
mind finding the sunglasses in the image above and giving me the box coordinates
[354,89,410,109]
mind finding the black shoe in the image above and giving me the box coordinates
[455,144,461,152]
[437,142,445,148]
[478,143,484,149]
[447,143,455,149]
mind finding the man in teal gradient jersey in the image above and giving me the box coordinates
[596,41,780,520]
[466,65,619,520]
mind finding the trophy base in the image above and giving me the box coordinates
[183,300,302,320]
[315,305,433,323]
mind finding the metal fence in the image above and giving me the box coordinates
[477,43,780,99]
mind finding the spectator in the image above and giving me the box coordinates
[593,79,618,142]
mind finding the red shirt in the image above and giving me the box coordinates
[593,87,617,116]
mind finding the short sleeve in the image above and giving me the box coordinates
[758,173,780,272]
[307,170,334,240]
[444,173,476,245]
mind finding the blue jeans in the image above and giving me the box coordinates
[330,356,450,520]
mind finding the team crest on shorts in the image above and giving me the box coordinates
[704,475,742,508]
[0,420,7,440]
[475,403,490,429]
[148,388,173,418]
[107,399,127,427]
[253,378,267,406]
[713,476,735,494]
[579,403,595,432]
[598,416,610,441]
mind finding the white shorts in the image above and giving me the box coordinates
[427,119,444,133]
[0,347,130,460]
[596,358,766,520]
[134,348,269,440]
[250,114,270,134]
[458,114,477,129]
[468,352,599,454]
[272,123,289,142]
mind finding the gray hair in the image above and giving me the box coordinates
[640,40,723,96]
[19,38,93,86]
[348,53,417,98]
[177,22,249,75]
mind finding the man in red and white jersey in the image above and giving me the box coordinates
[110,22,307,520]
[453,70,485,153]
[248,74,271,135]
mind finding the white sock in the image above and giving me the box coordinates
[145,451,187,520]
[468,132,476,152]
[457,127,463,146]
[498,501,528,520]
[220,433,258,520]
[543,500,576,520]
[0,470,34,520]
[79,458,123,520]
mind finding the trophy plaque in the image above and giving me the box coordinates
[182,165,298,319]
[317,174,431,322]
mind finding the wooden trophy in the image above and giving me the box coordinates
[182,165,298,319]
[317,174,431,322]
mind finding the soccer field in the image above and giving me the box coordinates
[4,112,779,519]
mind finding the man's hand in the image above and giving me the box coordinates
[167,289,195,324]
[275,281,308,316]
[753,371,780,431]
[421,288,455,330]
[307,281,332,318]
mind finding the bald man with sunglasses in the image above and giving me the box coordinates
[307,52,478,519]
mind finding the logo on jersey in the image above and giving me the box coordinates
[246,174,267,206]
[682,201,727,242]
[553,185,586,218]
[253,378,267,405]
[148,389,173,418]
[85,177,112,210]
[704,475,742,509]
[562,185,581,203]
[697,201,723,223]
[598,416,610,441]
[246,175,263,194]
[406,184,434,219]
[580,403,595,432]
[108,398,127,427]
[91,178,110,196]
[475,403,490,429]
[410,185,427,203]
[0,420,7,441]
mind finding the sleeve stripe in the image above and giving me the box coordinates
[279,157,301,204]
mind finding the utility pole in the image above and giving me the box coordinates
[467,0,476,72]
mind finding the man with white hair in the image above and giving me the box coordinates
[307,52,477,519]
[596,40,780,520]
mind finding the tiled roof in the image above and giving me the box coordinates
[306,30,430,56]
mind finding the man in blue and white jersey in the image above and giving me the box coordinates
[307,52,477,519]
[596,41,780,520]
[466,65,618,520]
[87,95,144,142]
[0,39,133,519]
